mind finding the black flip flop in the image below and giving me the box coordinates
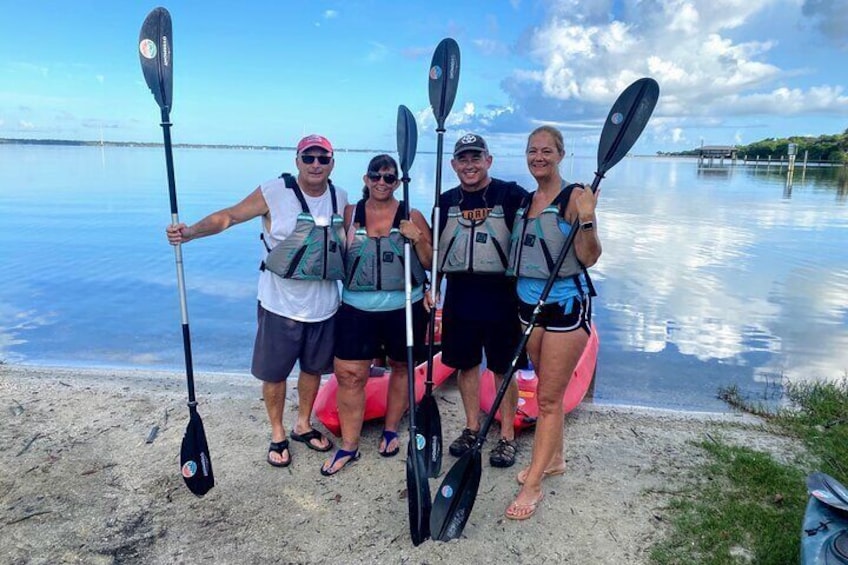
[378,430,400,458]
[290,428,334,452]
[267,440,291,468]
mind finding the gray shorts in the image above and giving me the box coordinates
[251,303,335,383]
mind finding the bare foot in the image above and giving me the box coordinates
[516,462,566,485]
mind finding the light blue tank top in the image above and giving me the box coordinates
[342,285,425,312]
[516,215,587,306]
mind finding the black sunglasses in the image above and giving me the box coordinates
[367,171,398,184]
[300,154,332,165]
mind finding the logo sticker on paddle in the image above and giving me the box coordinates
[415,433,426,451]
[430,66,442,80]
[440,485,454,499]
[139,39,157,59]
[610,112,624,125]
[181,460,197,478]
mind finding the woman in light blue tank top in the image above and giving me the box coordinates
[321,154,434,476]
[505,126,602,519]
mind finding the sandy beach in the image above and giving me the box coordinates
[0,363,802,564]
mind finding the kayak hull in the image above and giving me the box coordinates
[314,352,455,437]
[802,495,848,564]
[479,323,600,430]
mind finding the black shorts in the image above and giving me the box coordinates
[441,313,522,374]
[334,301,428,363]
[251,303,336,382]
[518,295,592,334]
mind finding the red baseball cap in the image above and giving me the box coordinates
[296,134,333,154]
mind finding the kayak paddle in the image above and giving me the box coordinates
[430,77,660,540]
[808,471,848,512]
[397,104,431,545]
[418,37,460,479]
[138,7,214,497]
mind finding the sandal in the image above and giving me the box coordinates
[320,448,360,476]
[489,438,518,468]
[290,428,333,452]
[378,430,400,458]
[505,492,545,520]
[448,428,478,457]
[267,440,291,468]
[516,463,566,485]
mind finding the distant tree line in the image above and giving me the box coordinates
[658,129,848,163]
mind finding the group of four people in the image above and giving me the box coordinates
[165,126,600,520]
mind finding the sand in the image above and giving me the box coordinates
[0,363,802,564]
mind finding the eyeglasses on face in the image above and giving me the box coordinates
[367,171,398,184]
[300,154,332,165]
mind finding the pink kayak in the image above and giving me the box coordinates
[479,323,599,430]
[314,352,455,437]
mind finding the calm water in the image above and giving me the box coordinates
[2,145,848,411]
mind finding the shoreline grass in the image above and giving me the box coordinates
[651,378,848,564]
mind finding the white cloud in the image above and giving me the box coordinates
[324,9,338,19]
[19,120,34,129]
[470,0,848,144]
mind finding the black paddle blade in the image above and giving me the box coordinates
[808,472,848,512]
[138,7,173,112]
[428,38,460,129]
[180,409,214,496]
[406,437,432,545]
[596,77,659,175]
[430,448,482,541]
[415,395,443,478]
[397,105,418,175]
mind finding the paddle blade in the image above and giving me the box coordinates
[596,77,659,175]
[397,105,419,174]
[430,448,482,541]
[807,472,848,512]
[428,38,461,129]
[139,7,174,112]
[406,438,432,545]
[416,395,443,478]
[180,409,214,496]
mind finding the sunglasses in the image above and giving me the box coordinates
[367,171,398,184]
[300,154,332,165]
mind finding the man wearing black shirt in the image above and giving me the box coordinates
[437,133,529,468]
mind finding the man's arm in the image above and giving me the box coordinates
[166,187,269,245]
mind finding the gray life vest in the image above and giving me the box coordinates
[345,199,427,291]
[506,184,586,280]
[438,188,511,274]
[261,173,346,281]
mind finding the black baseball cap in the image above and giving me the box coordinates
[453,133,488,157]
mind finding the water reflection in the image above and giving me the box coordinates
[1,147,847,412]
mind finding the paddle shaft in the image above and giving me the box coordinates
[402,178,417,427]
[424,127,446,393]
[160,106,198,408]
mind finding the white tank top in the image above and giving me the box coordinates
[257,177,349,322]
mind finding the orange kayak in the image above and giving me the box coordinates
[314,352,455,437]
[479,323,599,430]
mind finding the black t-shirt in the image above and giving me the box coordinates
[437,178,530,321]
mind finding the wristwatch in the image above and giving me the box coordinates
[580,220,595,232]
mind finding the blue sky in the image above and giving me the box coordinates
[1,0,847,155]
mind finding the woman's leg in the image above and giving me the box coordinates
[508,328,587,516]
[324,358,370,472]
[382,358,409,453]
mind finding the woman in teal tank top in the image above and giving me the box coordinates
[321,154,434,476]
[505,126,602,520]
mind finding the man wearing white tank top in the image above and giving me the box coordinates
[166,134,348,468]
